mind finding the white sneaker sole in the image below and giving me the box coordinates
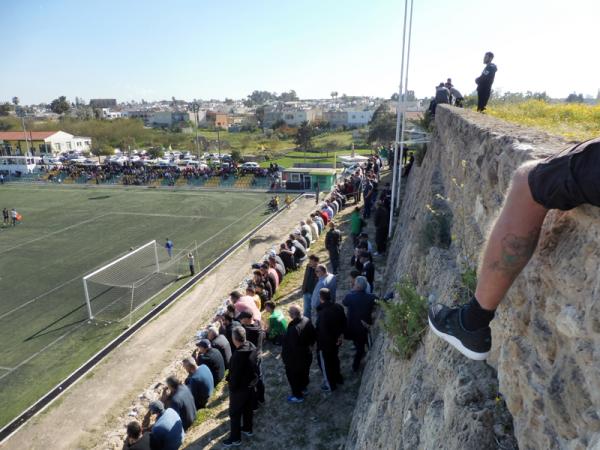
[428,317,490,361]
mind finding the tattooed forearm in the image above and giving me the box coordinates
[489,230,539,276]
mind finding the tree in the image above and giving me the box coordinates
[390,93,399,101]
[368,106,396,145]
[91,142,113,162]
[566,92,584,103]
[147,147,164,159]
[294,121,314,151]
[12,97,19,106]
[279,90,299,102]
[231,148,242,162]
[271,119,286,130]
[50,96,71,114]
[330,91,338,100]
[0,103,11,116]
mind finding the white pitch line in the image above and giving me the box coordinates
[0,213,109,256]
[0,274,83,320]
[112,212,216,220]
[0,366,14,371]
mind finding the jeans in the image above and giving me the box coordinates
[303,292,312,320]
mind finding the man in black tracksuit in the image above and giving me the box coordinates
[282,304,316,402]
[373,200,389,255]
[475,51,497,112]
[194,339,225,386]
[238,311,266,407]
[325,221,342,274]
[316,288,347,392]
[224,327,259,447]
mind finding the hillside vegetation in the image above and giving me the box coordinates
[487,100,600,141]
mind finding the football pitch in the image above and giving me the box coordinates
[0,184,271,429]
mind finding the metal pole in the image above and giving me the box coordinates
[388,0,409,237]
[154,241,160,273]
[83,279,94,320]
[128,284,135,327]
[396,0,414,209]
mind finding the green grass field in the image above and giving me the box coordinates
[0,185,271,428]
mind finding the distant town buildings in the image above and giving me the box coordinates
[89,99,117,109]
[0,131,92,156]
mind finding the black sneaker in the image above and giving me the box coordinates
[222,438,242,447]
[428,304,491,360]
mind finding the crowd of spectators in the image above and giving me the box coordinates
[41,160,280,187]
[122,153,390,449]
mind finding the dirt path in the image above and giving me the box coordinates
[2,197,319,450]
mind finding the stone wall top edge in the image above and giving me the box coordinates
[435,105,569,158]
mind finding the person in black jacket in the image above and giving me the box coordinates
[325,221,342,274]
[224,327,259,447]
[476,51,497,112]
[164,375,196,431]
[207,326,232,370]
[278,242,297,272]
[238,311,265,407]
[373,200,389,255]
[316,288,347,392]
[301,255,320,319]
[194,339,225,385]
[359,251,375,290]
[342,276,377,372]
[122,421,151,450]
[282,304,316,403]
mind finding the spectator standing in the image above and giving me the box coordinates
[301,255,319,319]
[207,326,232,369]
[230,290,261,324]
[264,301,288,345]
[282,304,316,403]
[164,376,196,431]
[325,221,342,274]
[194,339,225,386]
[165,238,174,258]
[316,288,346,392]
[349,207,364,245]
[360,251,376,290]
[362,178,375,219]
[11,208,18,226]
[476,51,497,112]
[2,208,8,226]
[187,252,195,276]
[343,276,377,372]
[373,200,390,255]
[122,421,151,450]
[310,264,337,320]
[146,401,184,450]
[182,357,214,409]
[307,217,320,241]
[224,327,259,448]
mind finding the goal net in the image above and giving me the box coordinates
[82,240,198,323]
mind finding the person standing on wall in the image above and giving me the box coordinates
[475,51,497,113]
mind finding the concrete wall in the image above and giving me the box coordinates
[346,105,600,450]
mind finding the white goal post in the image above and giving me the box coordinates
[82,240,160,320]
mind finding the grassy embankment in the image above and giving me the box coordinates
[487,100,600,141]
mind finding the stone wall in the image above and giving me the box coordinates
[346,106,600,450]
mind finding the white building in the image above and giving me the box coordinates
[347,110,375,127]
[0,131,92,156]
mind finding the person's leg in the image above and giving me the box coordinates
[302,293,312,319]
[241,391,253,434]
[352,332,367,372]
[228,394,243,442]
[428,161,548,360]
[475,161,548,311]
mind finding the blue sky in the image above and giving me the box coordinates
[1,0,599,104]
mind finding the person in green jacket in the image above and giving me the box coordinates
[350,207,364,246]
[264,301,288,345]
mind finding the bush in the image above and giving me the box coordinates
[419,202,452,252]
[379,280,428,359]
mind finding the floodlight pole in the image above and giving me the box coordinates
[388,0,409,238]
[395,0,414,210]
